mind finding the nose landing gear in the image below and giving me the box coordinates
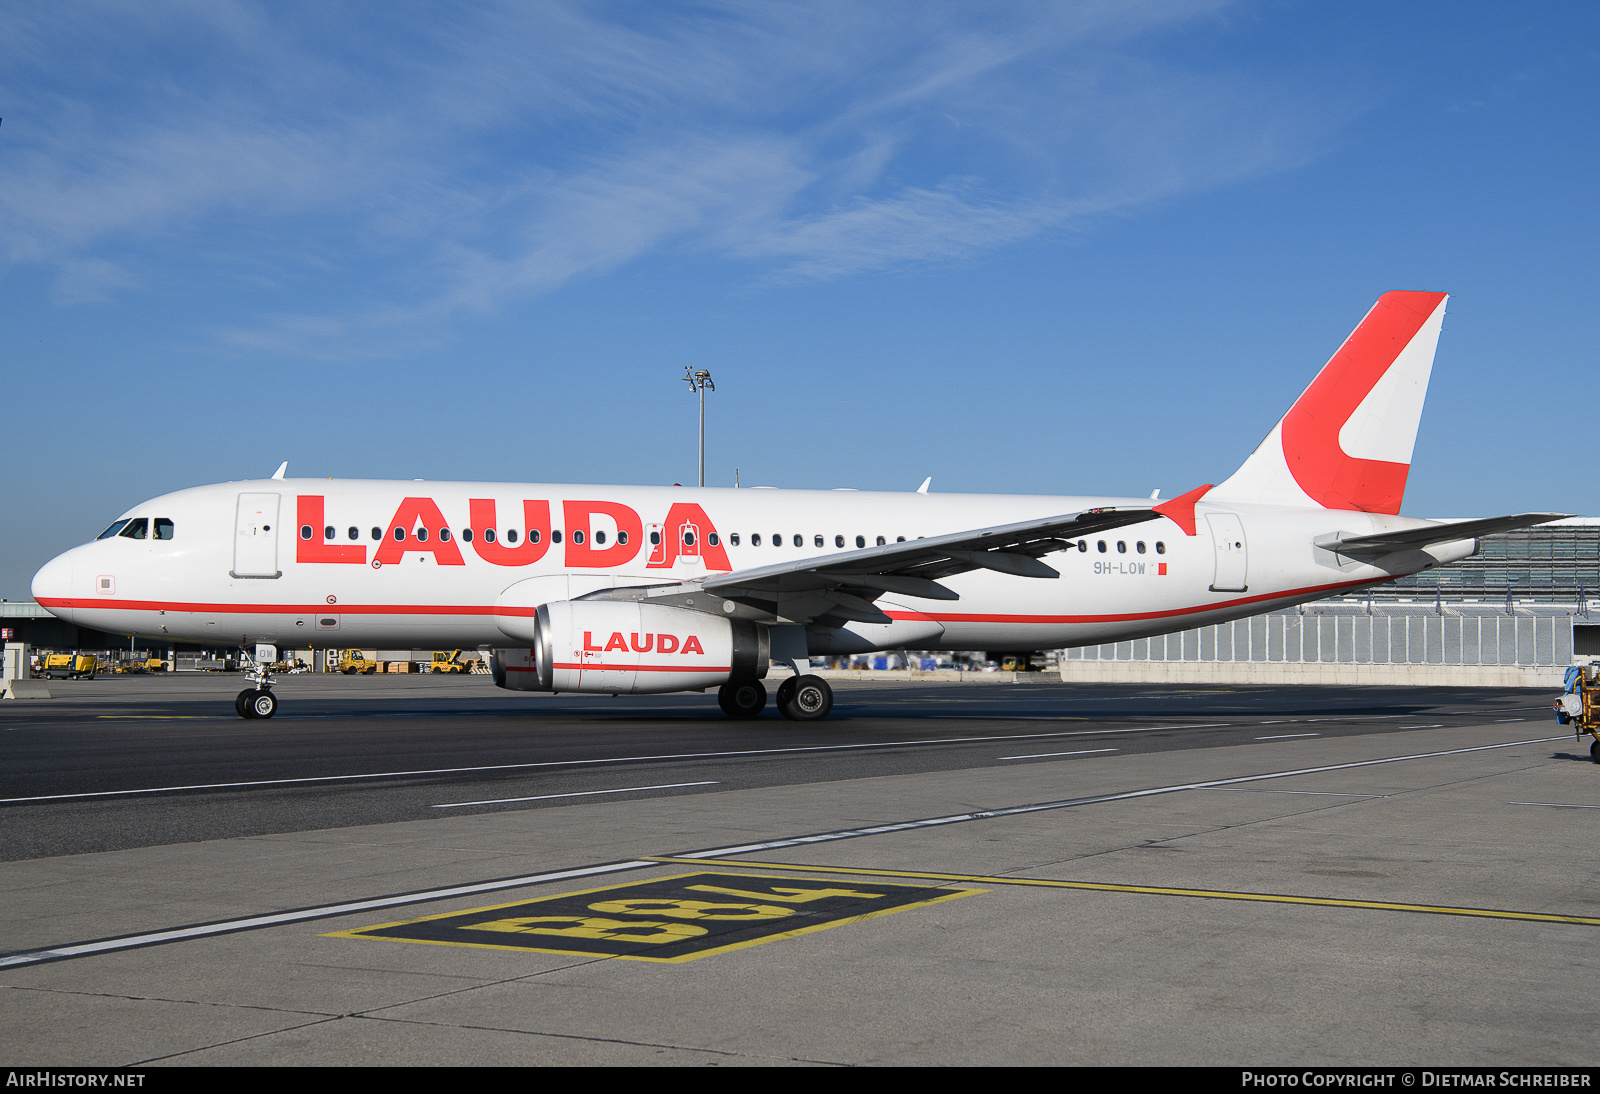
[235,688,277,719]
[234,647,278,719]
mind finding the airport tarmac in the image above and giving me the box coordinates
[2,674,1596,1066]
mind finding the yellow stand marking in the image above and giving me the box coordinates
[646,857,1600,927]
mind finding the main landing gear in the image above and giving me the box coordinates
[776,674,833,721]
[234,647,278,719]
[717,680,767,718]
[716,674,834,720]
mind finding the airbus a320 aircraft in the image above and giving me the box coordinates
[32,291,1562,721]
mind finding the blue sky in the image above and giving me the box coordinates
[2,1,1596,597]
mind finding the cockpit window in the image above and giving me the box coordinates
[118,518,149,540]
[97,520,131,540]
[153,518,174,540]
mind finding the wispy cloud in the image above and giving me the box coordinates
[0,0,1342,355]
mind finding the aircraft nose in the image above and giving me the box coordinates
[31,552,75,618]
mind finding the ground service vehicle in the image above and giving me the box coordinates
[32,292,1564,721]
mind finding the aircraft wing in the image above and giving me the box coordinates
[1313,513,1569,556]
[604,506,1161,625]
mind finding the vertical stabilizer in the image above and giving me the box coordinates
[1209,290,1448,514]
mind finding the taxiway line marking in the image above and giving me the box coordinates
[999,748,1117,760]
[669,736,1569,859]
[0,733,1565,970]
[0,860,658,971]
[1257,733,1319,740]
[1509,801,1600,809]
[642,857,1600,927]
[0,724,1231,803]
[432,781,718,808]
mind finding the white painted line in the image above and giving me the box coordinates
[1399,724,1444,729]
[999,748,1118,760]
[679,736,1570,859]
[433,781,718,809]
[0,860,657,970]
[1208,789,1383,798]
[1508,801,1600,809]
[0,734,1566,971]
[0,725,1233,804]
[1256,733,1320,740]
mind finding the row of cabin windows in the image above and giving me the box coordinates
[98,518,175,540]
[292,525,1164,555]
[295,525,911,551]
[727,534,905,548]
[299,525,632,546]
[1079,539,1165,554]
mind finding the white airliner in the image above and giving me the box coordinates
[31,291,1561,721]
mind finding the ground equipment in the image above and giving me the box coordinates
[429,649,470,674]
[332,651,380,674]
[1554,662,1600,764]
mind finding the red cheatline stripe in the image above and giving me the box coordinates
[553,662,730,673]
[37,575,1388,628]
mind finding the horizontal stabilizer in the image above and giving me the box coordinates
[1313,513,1568,556]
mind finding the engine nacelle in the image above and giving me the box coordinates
[493,599,768,695]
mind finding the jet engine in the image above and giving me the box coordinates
[493,599,768,695]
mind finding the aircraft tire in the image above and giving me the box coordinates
[779,675,832,721]
[718,680,767,718]
[248,689,277,719]
[235,689,258,719]
[1591,739,1599,765]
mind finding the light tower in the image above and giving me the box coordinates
[683,367,714,487]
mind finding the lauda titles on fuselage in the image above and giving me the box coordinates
[31,292,1565,720]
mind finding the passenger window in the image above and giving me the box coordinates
[573,530,586,545]
[774,533,782,547]
[1077,540,1087,552]
[835,535,844,548]
[153,518,174,540]
[417,527,429,542]
[530,529,541,544]
[300,525,313,540]
[683,530,694,546]
[650,531,661,546]
[347,527,359,540]
[752,533,762,546]
[876,536,886,546]
[730,533,740,546]
[896,536,905,542]
[1156,541,1166,554]
[1136,541,1145,554]
[484,528,497,543]
[393,527,405,541]
[618,530,628,545]
[97,520,131,540]
[593,530,605,545]
[462,528,473,543]
[814,535,824,548]
[324,525,335,540]
[371,527,381,541]
[794,534,803,547]
[440,528,452,542]
[507,529,519,544]
[552,530,562,543]
[856,535,865,548]
[707,532,718,547]
[1097,540,1106,553]
[1116,541,1125,553]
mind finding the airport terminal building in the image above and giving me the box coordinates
[1060,517,1600,686]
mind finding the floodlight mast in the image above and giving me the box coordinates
[683,367,714,487]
